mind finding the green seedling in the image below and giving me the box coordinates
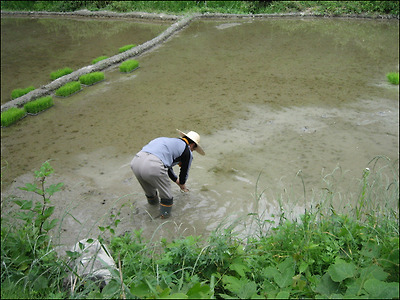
[50,67,73,80]
[79,72,105,85]
[55,81,81,97]
[11,86,35,99]
[92,56,109,64]
[119,59,139,73]
[24,96,54,115]
[386,72,399,85]
[1,107,26,127]
[119,44,136,53]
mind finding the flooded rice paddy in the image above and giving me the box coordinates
[1,15,399,248]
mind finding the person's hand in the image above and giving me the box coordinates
[176,179,189,192]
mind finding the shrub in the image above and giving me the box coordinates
[119,44,136,53]
[11,86,35,99]
[1,107,26,127]
[119,60,139,73]
[50,67,73,80]
[79,72,105,85]
[24,96,54,115]
[55,81,81,97]
[386,72,399,85]
[91,55,109,64]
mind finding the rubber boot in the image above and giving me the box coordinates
[160,198,173,219]
[146,193,159,205]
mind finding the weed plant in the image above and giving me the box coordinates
[118,44,136,53]
[119,60,139,73]
[92,56,109,64]
[50,67,73,81]
[24,96,54,115]
[55,81,81,97]
[1,107,26,127]
[11,85,35,100]
[79,72,105,85]
[387,72,399,85]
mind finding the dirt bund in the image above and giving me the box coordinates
[1,9,398,112]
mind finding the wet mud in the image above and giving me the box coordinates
[1,12,399,251]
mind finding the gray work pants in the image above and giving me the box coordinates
[130,151,173,200]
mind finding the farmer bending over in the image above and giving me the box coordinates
[131,129,205,218]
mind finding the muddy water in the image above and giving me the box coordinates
[1,16,399,249]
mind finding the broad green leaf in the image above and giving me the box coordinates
[20,200,33,210]
[229,260,250,278]
[315,273,340,297]
[276,290,290,299]
[364,278,399,299]
[43,206,55,218]
[45,182,64,196]
[130,282,152,298]
[19,183,40,193]
[222,275,243,294]
[66,250,81,259]
[360,265,388,281]
[327,259,357,282]
[299,261,308,273]
[186,282,211,299]
[42,218,58,231]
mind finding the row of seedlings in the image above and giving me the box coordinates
[2,43,141,127]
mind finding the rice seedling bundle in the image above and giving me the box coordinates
[386,72,399,85]
[1,107,26,127]
[120,60,139,73]
[92,56,109,64]
[11,86,35,99]
[55,81,81,97]
[50,67,73,80]
[24,96,54,115]
[119,44,136,53]
[79,72,105,85]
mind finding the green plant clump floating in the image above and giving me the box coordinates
[1,107,26,127]
[386,72,399,85]
[24,96,54,115]
[91,55,109,64]
[11,86,35,99]
[79,72,105,85]
[119,44,136,53]
[55,81,81,97]
[50,67,73,80]
[120,59,139,73]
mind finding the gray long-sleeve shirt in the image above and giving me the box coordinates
[141,137,193,184]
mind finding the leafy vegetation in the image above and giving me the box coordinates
[1,107,27,127]
[24,96,54,115]
[55,81,81,97]
[119,44,137,53]
[50,67,73,81]
[92,56,109,64]
[79,72,105,85]
[11,85,35,100]
[119,59,139,73]
[1,162,66,299]
[387,72,399,85]
[1,157,398,298]
[1,1,398,16]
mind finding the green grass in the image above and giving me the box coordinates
[1,107,26,127]
[55,81,81,97]
[91,55,109,64]
[11,85,35,100]
[50,67,73,81]
[119,59,139,73]
[24,96,54,114]
[118,44,136,53]
[79,72,105,85]
[387,72,399,85]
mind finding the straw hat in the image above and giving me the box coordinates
[176,129,205,155]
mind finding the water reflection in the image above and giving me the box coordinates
[1,16,398,246]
